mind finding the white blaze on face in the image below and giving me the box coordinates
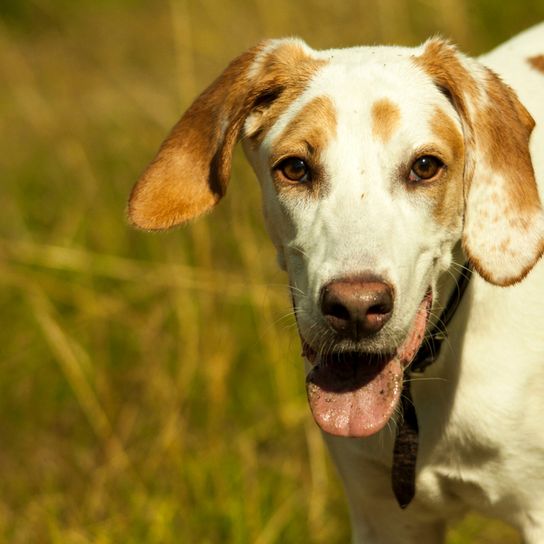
[245,48,465,354]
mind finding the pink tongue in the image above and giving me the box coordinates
[306,295,430,438]
[306,356,403,437]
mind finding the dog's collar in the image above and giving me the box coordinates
[392,263,473,509]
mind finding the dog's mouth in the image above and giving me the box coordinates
[303,290,432,438]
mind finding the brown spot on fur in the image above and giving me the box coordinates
[413,39,480,119]
[430,108,464,161]
[413,39,482,195]
[244,44,327,147]
[499,239,512,252]
[371,99,401,143]
[489,191,500,205]
[422,107,465,230]
[528,55,544,74]
[129,40,326,230]
[476,69,539,213]
[271,95,337,197]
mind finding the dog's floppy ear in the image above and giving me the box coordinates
[416,39,544,286]
[128,38,321,230]
[128,43,267,230]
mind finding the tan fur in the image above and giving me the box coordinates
[129,36,543,283]
[128,44,264,230]
[478,69,539,212]
[426,108,465,230]
[244,46,327,147]
[415,39,543,286]
[271,96,337,197]
[413,39,481,119]
[371,99,401,144]
[129,41,325,230]
[528,54,544,74]
[465,69,544,285]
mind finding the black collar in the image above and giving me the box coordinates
[391,262,472,509]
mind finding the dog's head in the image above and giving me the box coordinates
[129,38,544,437]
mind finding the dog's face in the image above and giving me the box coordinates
[128,38,544,437]
[240,48,468,436]
[243,44,465,355]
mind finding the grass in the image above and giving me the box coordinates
[1,0,542,541]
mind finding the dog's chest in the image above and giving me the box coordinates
[416,430,507,516]
[413,369,540,521]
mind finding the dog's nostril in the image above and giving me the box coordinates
[368,303,392,316]
[326,302,351,321]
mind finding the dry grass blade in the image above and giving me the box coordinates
[28,287,130,470]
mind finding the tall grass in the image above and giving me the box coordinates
[1,1,541,542]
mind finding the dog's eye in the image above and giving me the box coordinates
[409,156,444,182]
[277,157,310,182]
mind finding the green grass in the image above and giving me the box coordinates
[1,0,542,541]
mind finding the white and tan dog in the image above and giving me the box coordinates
[129,24,544,543]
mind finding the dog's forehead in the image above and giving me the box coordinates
[329,49,446,116]
[317,44,420,76]
[262,44,447,150]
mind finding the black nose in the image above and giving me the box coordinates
[320,277,394,340]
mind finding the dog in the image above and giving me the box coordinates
[128,23,544,543]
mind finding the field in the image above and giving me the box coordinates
[1,1,542,542]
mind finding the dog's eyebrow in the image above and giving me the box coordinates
[527,54,544,74]
[371,98,401,144]
[269,139,317,166]
[272,95,337,152]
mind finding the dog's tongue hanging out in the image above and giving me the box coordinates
[305,293,431,437]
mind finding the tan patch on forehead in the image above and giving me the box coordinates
[371,99,401,143]
[244,42,327,147]
[271,95,336,197]
[528,54,544,74]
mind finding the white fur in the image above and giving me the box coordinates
[243,25,544,543]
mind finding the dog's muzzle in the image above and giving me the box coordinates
[303,290,432,438]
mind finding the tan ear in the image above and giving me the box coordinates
[128,43,267,230]
[128,38,322,230]
[416,39,544,286]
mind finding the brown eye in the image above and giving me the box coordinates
[409,155,444,182]
[277,157,310,182]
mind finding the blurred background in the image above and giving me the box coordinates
[1,1,543,542]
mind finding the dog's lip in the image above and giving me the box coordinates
[302,341,394,369]
[300,288,432,367]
